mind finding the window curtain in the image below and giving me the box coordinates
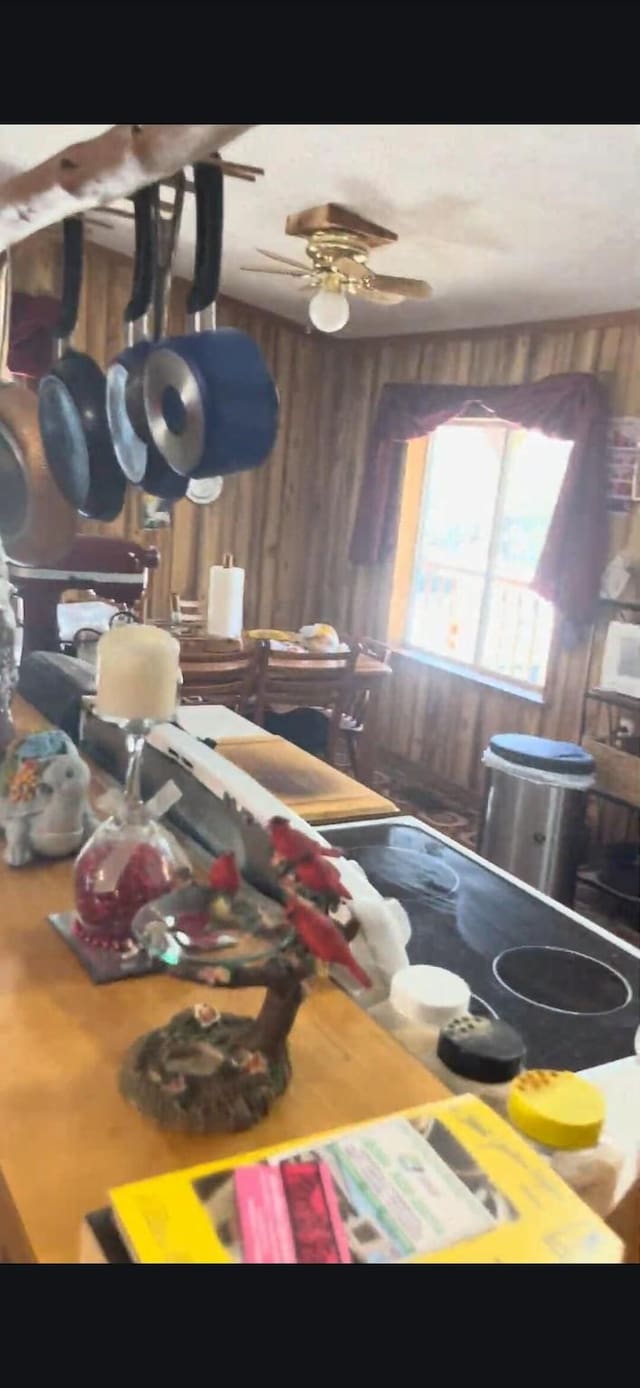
[9,291,59,382]
[349,371,608,626]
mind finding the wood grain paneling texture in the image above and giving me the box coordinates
[12,229,640,795]
[317,315,640,796]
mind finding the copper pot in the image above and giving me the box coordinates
[0,251,77,567]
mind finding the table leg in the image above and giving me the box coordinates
[358,682,383,787]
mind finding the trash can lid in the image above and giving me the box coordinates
[488,733,595,776]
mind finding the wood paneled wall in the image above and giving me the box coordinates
[12,230,640,797]
[317,315,640,799]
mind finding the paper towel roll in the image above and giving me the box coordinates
[207,557,244,639]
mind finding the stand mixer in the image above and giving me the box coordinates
[8,535,159,663]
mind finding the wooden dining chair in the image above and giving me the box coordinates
[340,636,392,779]
[171,592,205,629]
[253,641,359,765]
[179,639,259,713]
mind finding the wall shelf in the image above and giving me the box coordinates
[576,867,640,909]
[586,688,640,713]
[578,597,640,909]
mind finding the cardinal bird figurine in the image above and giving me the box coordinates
[208,853,242,920]
[294,853,351,901]
[286,894,371,989]
[209,853,241,895]
[269,817,341,865]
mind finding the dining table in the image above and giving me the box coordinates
[172,629,393,787]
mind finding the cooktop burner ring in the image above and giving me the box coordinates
[492,945,633,1017]
[356,846,459,903]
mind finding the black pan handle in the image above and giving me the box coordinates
[56,217,84,342]
[186,162,223,315]
[125,184,157,324]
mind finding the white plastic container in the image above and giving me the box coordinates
[368,965,471,1062]
[507,1069,625,1217]
[428,1012,526,1117]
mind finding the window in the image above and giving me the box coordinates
[404,422,572,688]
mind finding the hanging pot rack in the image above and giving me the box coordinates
[84,156,265,232]
[0,125,259,252]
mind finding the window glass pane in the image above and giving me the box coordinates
[406,422,567,685]
[416,425,504,573]
[480,580,555,686]
[494,429,572,582]
[407,565,483,664]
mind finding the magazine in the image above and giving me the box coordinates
[109,1095,622,1264]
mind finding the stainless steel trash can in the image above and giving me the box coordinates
[480,734,595,905]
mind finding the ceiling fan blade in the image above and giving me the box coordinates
[356,286,405,306]
[241,266,309,278]
[256,247,311,271]
[366,272,432,300]
[336,257,369,282]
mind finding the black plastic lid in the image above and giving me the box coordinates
[488,733,594,776]
[437,1014,526,1084]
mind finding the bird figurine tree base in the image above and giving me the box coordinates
[121,960,307,1135]
[121,817,370,1135]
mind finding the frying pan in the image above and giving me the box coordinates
[0,252,77,566]
[38,218,126,522]
[105,184,156,485]
[143,163,279,480]
[106,175,188,500]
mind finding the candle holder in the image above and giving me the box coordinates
[73,717,190,951]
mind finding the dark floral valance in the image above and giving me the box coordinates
[349,372,609,625]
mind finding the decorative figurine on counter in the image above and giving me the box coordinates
[0,729,96,866]
[121,813,370,1135]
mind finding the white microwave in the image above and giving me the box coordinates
[600,621,640,699]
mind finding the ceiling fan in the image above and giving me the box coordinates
[241,203,431,333]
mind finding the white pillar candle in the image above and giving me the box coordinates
[96,625,180,722]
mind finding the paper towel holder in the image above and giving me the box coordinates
[223,552,234,569]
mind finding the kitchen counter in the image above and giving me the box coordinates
[1,703,637,1262]
[0,701,443,1263]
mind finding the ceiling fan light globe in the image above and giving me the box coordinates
[308,286,350,334]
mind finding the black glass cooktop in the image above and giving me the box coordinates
[324,818,640,1071]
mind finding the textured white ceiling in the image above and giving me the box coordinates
[0,124,638,337]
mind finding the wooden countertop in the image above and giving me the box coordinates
[215,736,397,824]
[0,702,444,1264]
